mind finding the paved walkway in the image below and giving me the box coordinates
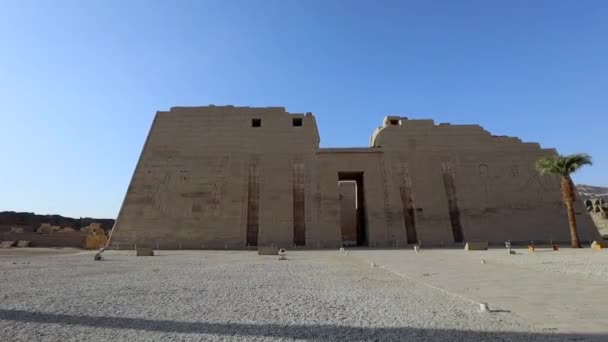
[351,249,608,335]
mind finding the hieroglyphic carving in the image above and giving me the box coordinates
[246,154,261,246]
[378,154,393,239]
[478,163,489,205]
[215,156,230,217]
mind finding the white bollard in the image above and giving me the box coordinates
[479,303,489,312]
[481,259,486,264]
[278,248,287,260]
[370,262,376,267]
[505,241,514,255]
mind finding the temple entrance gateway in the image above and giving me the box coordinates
[338,172,368,246]
[109,106,600,250]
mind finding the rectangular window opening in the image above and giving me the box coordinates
[389,119,399,125]
[292,118,303,127]
[252,118,261,127]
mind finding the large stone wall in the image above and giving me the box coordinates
[109,106,600,249]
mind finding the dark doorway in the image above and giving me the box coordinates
[338,172,368,246]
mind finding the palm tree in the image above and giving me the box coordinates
[536,153,592,248]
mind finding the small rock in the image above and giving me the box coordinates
[0,241,16,248]
[10,227,24,234]
[16,240,30,248]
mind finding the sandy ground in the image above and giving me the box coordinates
[469,247,608,281]
[0,248,605,341]
[352,247,608,338]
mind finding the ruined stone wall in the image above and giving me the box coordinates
[372,117,599,244]
[590,213,608,230]
[109,106,600,249]
[586,199,608,230]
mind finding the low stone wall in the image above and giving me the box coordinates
[0,232,87,248]
[0,225,35,233]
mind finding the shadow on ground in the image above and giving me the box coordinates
[0,309,605,341]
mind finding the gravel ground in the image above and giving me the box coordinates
[474,248,608,282]
[0,249,597,341]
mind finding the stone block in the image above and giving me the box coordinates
[464,241,488,251]
[82,223,105,236]
[0,241,16,248]
[591,241,607,250]
[16,240,30,247]
[10,227,24,234]
[84,235,108,250]
[37,223,53,234]
[136,248,154,256]
[528,244,559,252]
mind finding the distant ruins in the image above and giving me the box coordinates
[0,222,108,249]
[109,106,600,249]
[586,199,608,230]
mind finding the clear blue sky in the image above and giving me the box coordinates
[1,0,606,218]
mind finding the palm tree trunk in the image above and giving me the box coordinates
[561,177,581,248]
